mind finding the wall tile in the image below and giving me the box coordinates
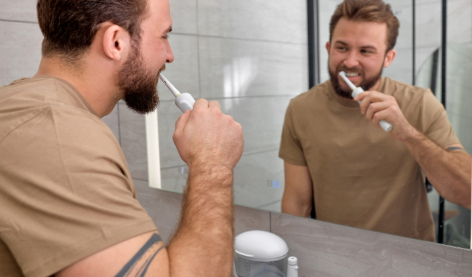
[101,104,120,143]
[0,1,37,22]
[198,37,308,98]
[270,212,472,276]
[134,179,182,244]
[169,0,197,35]
[197,0,307,44]
[119,102,148,181]
[159,34,200,101]
[0,21,42,86]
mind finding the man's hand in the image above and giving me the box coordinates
[355,91,471,208]
[354,91,415,140]
[173,99,243,171]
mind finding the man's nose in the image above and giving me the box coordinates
[343,51,359,68]
[166,44,174,63]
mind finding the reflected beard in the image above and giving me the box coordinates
[118,42,160,114]
[328,63,383,100]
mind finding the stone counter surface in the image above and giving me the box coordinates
[135,180,472,276]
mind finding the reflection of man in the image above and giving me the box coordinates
[279,0,471,242]
[0,0,243,276]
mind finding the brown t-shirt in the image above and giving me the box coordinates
[279,77,460,242]
[0,77,157,277]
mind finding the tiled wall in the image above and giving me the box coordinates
[136,185,472,276]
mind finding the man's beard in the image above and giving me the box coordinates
[329,62,383,100]
[118,41,162,114]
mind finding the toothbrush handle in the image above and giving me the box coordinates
[175,92,195,113]
[352,88,392,132]
[379,120,392,132]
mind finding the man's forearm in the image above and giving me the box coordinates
[167,165,234,277]
[402,129,471,208]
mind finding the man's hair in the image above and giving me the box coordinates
[329,0,400,53]
[37,0,148,61]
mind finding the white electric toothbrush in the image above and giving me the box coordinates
[339,71,392,132]
[159,74,195,113]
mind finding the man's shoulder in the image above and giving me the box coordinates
[382,77,431,96]
[290,80,332,106]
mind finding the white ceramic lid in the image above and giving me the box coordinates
[234,230,289,262]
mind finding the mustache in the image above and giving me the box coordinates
[336,66,362,74]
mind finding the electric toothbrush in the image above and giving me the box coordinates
[339,71,392,132]
[159,74,195,113]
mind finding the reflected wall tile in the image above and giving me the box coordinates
[101,104,120,143]
[158,34,200,101]
[169,0,197,35]
[416,0,472,48]
[157,97,293,169]
[220,97,292,154]
[197,0,307,44]
[270,212,472,276]
[0,21,42,86]
[383,47,414,85]
[160,166,187,194]
[233,150,285,212]
[198,37,308,98]
[158,100,186,169]
[0,1,37,22]
[119,102,148,181]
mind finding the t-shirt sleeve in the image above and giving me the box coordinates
[0,106,157,277]
[421,90,461,148]
[279,99,308,166]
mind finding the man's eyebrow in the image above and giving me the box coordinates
[166,26,173,33]
[334,40,378,50]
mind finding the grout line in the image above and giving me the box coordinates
[159,148,280,171]
[158,94,298,103]
[0,19,37,24]
[170,32,308,46]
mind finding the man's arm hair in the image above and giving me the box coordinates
[402,130,472,209]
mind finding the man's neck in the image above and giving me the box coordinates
[35,57,121,117]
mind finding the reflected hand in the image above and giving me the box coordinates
[354,91,416,140]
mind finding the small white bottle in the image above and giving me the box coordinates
[286,256,299,277]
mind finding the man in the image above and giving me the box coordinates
[0,0,243,276]
[279,0,471,242]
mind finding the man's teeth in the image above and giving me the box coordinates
[345,73,359,77]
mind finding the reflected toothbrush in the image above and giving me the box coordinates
[159,74,195,113]
[339,71,392,132]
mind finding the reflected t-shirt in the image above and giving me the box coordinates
[279,77,460,242]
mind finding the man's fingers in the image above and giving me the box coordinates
[209,100,221,109]
[193,98,209,109]
[174,110,191,134]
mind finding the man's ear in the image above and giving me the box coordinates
[326,41,331,54]
[383,49,396,68]
[102,24,130,61]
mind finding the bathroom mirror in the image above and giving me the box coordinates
[120,0,472,248]
[97,0,472,248]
